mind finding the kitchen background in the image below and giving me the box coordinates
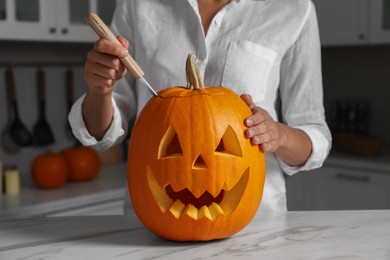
[0,0,118,179]
[1,0,390,217]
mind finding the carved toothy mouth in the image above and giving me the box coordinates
[146,166,249,221]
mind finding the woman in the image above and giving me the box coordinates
[69,0,331,213]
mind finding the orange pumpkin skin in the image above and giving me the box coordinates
[31,153,68,189]
[61,146,101,182]
[128,85,266,241]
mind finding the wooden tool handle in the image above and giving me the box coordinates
[5,67,17,102]
[66,68,74,100]
[37,69,46,102]
[85,12,144,79]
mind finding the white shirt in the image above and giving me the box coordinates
[69,0,331,213]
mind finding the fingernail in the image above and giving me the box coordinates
[246,119,253,126]
[246,129,253,138]
[120,49,128,56]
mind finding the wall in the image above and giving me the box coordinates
[0,41,91,185]
[321,45,390,147]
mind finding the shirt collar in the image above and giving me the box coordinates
[187,0,267,4]
[233,0,268,1]
[185,0,267,14]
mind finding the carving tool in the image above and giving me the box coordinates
[85,12,158,96]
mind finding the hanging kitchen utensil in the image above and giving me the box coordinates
[1,70,20,153]
[1,122,20,153]
[32,68,55,146]
[5,66,33,147]
[65,67,76,140]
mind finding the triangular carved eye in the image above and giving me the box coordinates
[215,126,242,157]
[158,126,183,158]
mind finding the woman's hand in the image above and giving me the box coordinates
[241,94,285,152]
[84,35,129,96]
[241,94,312,166]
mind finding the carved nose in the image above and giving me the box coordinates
[192,154,208,169]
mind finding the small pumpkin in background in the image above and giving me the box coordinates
[61,146,101,182]
[31,151,68,189]
[128,54,265,241]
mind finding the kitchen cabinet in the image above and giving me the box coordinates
[285,170,318,211]
[312,0,369,46]
[313,0,390,46]
[0,0,116,42]
[312,166,389,210]
[0,0,54,41]
[370,0,390,43]
[286,157,390,210]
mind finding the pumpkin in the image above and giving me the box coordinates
[128,54,265,241]
[31,151,68,189]
[61,146,101,182]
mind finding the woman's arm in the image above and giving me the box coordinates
[241,94,312,166]
[82,36,129,140]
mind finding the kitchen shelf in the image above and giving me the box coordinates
[0,162,127,219]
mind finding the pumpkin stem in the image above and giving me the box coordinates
[186,53,204,90]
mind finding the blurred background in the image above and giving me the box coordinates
[0,0,390,218]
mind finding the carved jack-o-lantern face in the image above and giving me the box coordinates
[128,54,265,241]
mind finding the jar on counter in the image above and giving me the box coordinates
[3,165,20,195]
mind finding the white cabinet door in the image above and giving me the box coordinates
[56,0,117,42]
[312,0,369,46]
[0,0,117,42]
[55,0,96,42]
[0,0,57,41]
[370,0,390,43]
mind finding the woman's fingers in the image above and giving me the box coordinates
[93,38,128,57]
[240,94,280,152]
[84,35,130,95]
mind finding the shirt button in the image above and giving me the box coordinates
[215,19,221,26]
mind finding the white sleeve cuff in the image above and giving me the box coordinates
[68,94,126,151]
[277,125,331,176]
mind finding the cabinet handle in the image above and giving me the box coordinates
[62,28,69,34]
[49,27,57,34]
[336,173,370,183]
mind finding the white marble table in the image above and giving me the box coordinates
[1,210,389,259]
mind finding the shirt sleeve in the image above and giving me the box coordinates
[68,92,125,151]
[68,76,137,152]
[277,1,332,175]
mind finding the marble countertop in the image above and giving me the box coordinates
[0,209,389,259]
[0,163,127,219]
